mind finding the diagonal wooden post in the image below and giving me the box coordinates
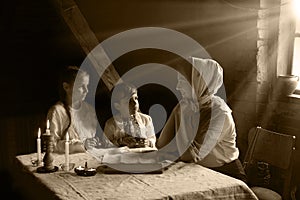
[53,0,120,91]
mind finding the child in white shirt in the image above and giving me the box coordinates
[104,82,156,148]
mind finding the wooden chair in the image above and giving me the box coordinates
[243,126,296,200]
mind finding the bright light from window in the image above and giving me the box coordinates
[292,0,300,90]
[292,39,300,89]
[294,0,300,19]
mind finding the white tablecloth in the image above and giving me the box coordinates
[15,151,258,200]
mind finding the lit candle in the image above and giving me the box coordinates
[45,119,50,135]
[37,128,41,163]
[65,132,70,171]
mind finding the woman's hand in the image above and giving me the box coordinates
[69,139,86,153]
[144,139,153,148]
[84,137,102,150]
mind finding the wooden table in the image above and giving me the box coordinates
[14,151,258,200]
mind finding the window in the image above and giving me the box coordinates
[291,0,300,89]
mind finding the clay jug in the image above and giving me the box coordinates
[275,75,299,96]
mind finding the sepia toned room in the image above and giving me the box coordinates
[1,0,300,199]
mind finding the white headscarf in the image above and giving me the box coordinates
[191,57,230,112]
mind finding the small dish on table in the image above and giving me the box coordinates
[74,162,97,176]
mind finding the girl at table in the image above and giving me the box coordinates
[104,82,156,148]
[47,65,103,153]
[156,58,247,183]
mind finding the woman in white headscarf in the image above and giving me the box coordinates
[157,58,247,183]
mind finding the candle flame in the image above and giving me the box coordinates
[46,119,50,129]
[38,127,41,138]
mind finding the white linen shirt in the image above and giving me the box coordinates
[47,101,98,152]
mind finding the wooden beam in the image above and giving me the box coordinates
[53,0,120,91]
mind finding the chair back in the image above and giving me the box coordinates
[243,126,296,200]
